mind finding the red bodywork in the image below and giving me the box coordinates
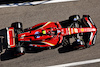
[18,21,63,47]
[7,17,97,48]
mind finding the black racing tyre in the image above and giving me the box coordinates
[14,47,25,56]
[72,39,85,49]
[11,22,23,30]
[69,15,80,22]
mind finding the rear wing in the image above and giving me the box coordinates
[6,27,16,48]
[83,15,97,46]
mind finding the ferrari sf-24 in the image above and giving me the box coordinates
[1,15,97,56]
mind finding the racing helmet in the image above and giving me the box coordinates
[69,15,80,22]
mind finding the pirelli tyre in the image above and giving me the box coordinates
[69,15,80,22]
[11,22,23,30]
[14,47,25,57]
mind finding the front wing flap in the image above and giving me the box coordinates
[6,27,16,48]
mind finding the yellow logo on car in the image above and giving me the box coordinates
[42,30,46,34]
[81,28,84,32]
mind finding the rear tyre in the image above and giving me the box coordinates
[72,39,85,49]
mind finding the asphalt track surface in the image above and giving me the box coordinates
[0,0,100,67]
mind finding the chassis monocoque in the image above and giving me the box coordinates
[1,15,97,56]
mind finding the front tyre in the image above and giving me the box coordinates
[14,47,25,57]
[11,22,23,30]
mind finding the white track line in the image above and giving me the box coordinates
[47,58,100,67]
[0,0,78,8]
[36,0,78,4]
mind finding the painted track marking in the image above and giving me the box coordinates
[47,58,100,67]
[0,0,78,8]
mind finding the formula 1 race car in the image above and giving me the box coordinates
[0,15,97,56]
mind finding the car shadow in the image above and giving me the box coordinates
[58,45,80,53]
[0,27,81,61]
[0,48,47,61]
[0,50,15,61]
[0,45,80,61]
[25,47,47,53]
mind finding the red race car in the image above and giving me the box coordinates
[4,15,97,56]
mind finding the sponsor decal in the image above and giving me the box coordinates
[20,34,25,39]
[68,28,71,35]
[61,29,64,35]
[74,28,78,33]
[40,21,51,28]
[81,28,84,32]
[42,41,55,46]
[71,28,73,34]
[42,30,46,35]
